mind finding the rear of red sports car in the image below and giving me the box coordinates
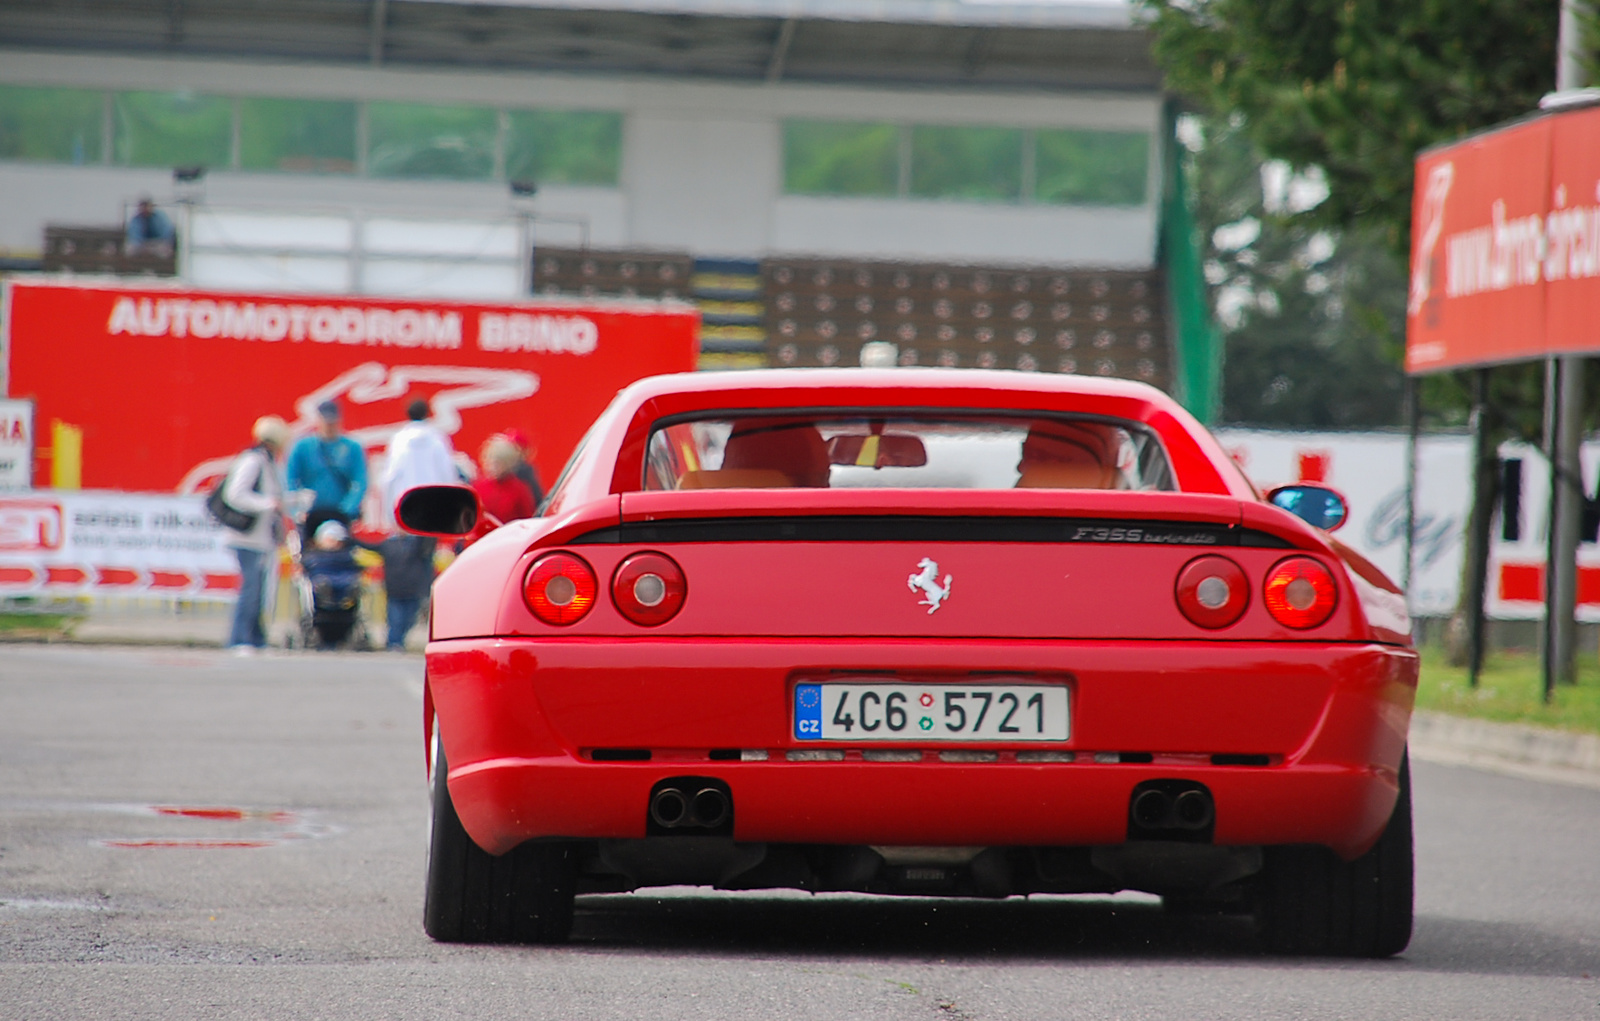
[414,370,1417,956]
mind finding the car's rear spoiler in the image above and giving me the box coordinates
[598,489,1331,552]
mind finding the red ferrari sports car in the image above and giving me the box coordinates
[402,368,1416,956]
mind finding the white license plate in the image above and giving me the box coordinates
[793,682,1069,742]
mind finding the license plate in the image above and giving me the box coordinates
[793,681,1069,742]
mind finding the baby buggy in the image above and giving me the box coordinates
[287,521,371,650]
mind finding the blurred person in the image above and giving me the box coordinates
[297,520,367,650]
[125,197,175,256]
[472,434,536,523]
[305,519,360,569]
[502,426,545,510]
[373,398,456,650]
[286,399,368,540]
[222,415,289,653]
[382,398,459,525]
[356,528,438,652]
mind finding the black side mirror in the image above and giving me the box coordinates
[1267,484,1348,532]
[396,485,481,538]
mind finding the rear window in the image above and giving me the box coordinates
[644,413,1175,492]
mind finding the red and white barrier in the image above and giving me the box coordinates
[0,491,241,599]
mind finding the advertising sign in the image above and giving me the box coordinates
[1,279,699,519]
[1220,429,1600,621]
[1485,439,1600,622]
[0,397,31,490]
[0,490,240,599]
[1407,106,1600,372]
[1215,429,1470,617]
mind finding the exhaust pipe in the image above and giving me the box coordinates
[690,787,730,829]
[1174,789,1214,829]
[647,776,734,833]
[1131,788,1171,829]
[650,787,689,828]
[1127,780,1215,841]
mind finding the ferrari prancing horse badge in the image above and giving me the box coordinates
[907,557,953,614]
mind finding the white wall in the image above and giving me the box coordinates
[771,197,1152,266]
[0,49,1161,268]
[624,114,782,255]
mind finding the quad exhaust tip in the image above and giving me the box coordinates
[649,787,690,829]
[690,787,730,830]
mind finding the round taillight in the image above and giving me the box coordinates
[612,551,686,626]
[1263,556,1338,629]
[1175,555,1249,629]
[524,552,596,626]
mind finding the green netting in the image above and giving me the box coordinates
[1161,103,1220,423]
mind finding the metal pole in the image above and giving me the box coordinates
[1552,356,1584,689]
[1466,369,1494,686]
[1542,358,1557,696]
[1403,376,1420,603]
[1560,0,1584,93]
[1538,0,1586,703]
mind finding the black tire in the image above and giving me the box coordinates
[1258,751,1414,957]
[423,745,576,943]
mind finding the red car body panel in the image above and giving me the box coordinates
[430,637,1414,859]
[420,369,1417,881]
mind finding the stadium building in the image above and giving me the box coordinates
[0,0,1216,414]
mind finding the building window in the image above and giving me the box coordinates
[239,98,357,174]
[505,109,622,186]
[783,120,899,197]
[1035,129,1150,206]
[0,85,104,164]
[783,119,1151,206]
[910,125,1024,202]
[113,91,232,168]
[367,102,497,180]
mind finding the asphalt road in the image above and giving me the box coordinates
[1,644,1597,1020]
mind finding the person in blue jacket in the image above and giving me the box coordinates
[125,197,175,255]
[286,399,368,540]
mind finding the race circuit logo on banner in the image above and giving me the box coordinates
[0,279,699,502]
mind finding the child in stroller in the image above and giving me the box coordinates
[292,520,370,649]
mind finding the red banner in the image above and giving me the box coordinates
[1407,107,1600,373]
[1,279,698,513]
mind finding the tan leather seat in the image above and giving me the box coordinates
[677,468,794,490]
[1016,462,1117,490]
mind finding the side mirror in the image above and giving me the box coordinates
[1267,484,1348,532]
[826,433,929,469]
[396,485,481,538]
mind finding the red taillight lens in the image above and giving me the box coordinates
[523,552,596,626]
[1175,555,1249,628]
[612,551,686,626]
[1263,556,1338,629]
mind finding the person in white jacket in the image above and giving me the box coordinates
[381,398,459,526]
[222,415,289,652]
[376,399,460,650]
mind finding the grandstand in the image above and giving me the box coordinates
[0,0,1215,413]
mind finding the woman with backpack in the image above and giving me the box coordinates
[219,415,290,653]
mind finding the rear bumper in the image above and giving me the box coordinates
[426,637,1416,861]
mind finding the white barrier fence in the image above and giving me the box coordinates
[0,490,240,600]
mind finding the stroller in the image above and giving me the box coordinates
[287,520,372,650]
